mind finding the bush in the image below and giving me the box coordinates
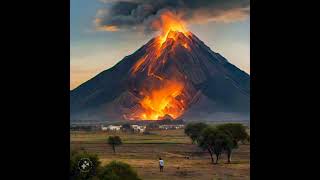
[70,150,101,180]
[99,161,141,180]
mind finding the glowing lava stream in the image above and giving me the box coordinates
[139,81,186,120]
[127,11,192,121]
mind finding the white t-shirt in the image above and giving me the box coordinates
[159,160,164,166]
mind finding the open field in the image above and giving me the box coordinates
[71,129,250,180]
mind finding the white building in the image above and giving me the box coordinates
[131,125,146,133]
[101,126,108,131]
[159,124,184,130]
[101,125,122,131]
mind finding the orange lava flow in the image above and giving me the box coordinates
[138,81,186,120]
[127,11,193,121]
[181,42,191,51]
[132,55,148,74]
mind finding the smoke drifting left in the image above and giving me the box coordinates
[95,0,250,34]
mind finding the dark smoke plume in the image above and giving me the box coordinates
[95,0,250,32]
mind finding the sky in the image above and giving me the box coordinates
[70,0,250,90]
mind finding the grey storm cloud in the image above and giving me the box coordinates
[95,0,250,32]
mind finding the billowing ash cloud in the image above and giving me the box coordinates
[95,0,250,32]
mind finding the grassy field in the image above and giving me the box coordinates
[70,129,250,180]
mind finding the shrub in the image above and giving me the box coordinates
[70,150,101,180]
[99,161,141,180]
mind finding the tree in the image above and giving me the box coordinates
[217,123,249,163]
[122,123,135,133]
[211,131,233,164]
[197,126,215,163]
[146,122,159,130]
[184,122,208,143]
[122,123,131,130]
[99,161,141,180]
[198,127,233,164]
[70,150,101,180]
[108,136,122,153]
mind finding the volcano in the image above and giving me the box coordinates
[70,31,250,122]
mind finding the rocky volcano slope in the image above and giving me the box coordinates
[70,31,250,122]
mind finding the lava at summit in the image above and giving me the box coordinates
[151,11,190,46]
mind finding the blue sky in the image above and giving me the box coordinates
[70,0,250,90]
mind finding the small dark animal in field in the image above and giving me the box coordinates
[185,156,190,159]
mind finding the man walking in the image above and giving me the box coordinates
[159,157,164,172]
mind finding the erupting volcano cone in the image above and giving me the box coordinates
[70,31,250,122]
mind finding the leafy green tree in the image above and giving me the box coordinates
[184,122,208,143]
[99,161,141,180]
[108,136,122,153]
[197,126,215,163]
[212,132,233,164]
[70,150,101,180]
[217,123,249,163]
[198,127,233,164]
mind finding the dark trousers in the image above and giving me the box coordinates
[160,165,164,172]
